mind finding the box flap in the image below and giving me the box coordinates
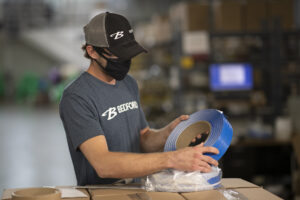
[235,188,283,200]
[181,188,282,200]
[92,192,185,200]
[221,178,259,189]
[181,190,226,200]
[92,194,133,200]
[89,188,145,197]
[77,184,142,190]
[142,192,185,200]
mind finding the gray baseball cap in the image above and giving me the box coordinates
[84,12,147,61]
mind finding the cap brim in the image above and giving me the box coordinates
[109,40,147,61]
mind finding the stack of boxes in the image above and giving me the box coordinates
[1,179,283,200]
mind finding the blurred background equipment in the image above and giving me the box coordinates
[0,0,300,199]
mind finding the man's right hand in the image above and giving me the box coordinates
[168,143,219,173]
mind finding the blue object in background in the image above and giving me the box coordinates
[210,63,253,91]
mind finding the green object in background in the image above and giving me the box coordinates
[16,72,39,103]
[50,72,79,103]
[51,82,66,103]
[0,72,5,98]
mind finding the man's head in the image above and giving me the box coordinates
[83,12,147,61]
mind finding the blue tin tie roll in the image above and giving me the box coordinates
[164,109,233,161]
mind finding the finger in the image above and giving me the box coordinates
[191,166,211,173]
[196,134,202,139]
[191,138,196,143]
[170,115,189,130]
[174,115,189,125]
[194,152,218,166]
[194,142,204,149]
[200,155,219,166]
[200,166,211,173]
[140,126,150,135]
[179,115,189,121]
[199,146,219,155]
[198,160,212,170]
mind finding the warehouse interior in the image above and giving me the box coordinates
[0,0,300,199]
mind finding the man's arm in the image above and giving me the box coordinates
[140,115,189,153]
[80,135,219,179]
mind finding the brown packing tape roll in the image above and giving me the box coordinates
[176,121,211,149]
[11,188,61,200]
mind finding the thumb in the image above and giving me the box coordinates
[170,115,189,130]
[140,127,150,135]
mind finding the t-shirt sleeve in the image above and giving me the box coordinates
[134,82,149,130]
[59,93,104,151]
[139,104,148,130]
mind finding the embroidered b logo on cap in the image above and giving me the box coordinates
[110,31,124,40]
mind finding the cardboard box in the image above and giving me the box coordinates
[182,178,283,200]
[2,179,283,200]
[244,0,294,31]
[88,188,145,199]
[169,2,209,31]
[88,186,185,200]
[245,0,268,31]
[214,0,243,32]
[87,179,282,200]
[1,187,89,200]
[90,192,185,200]
[268,0,294,30]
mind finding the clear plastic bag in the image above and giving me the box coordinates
[218,189,249,200]
[144,167,222,192]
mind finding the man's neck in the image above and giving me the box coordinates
[87,61,116,85]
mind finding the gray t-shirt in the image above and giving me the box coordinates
[59,72,148,185]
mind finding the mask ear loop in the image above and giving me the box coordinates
[94,46,113,58]
[93,46,126,64]
[91,47,108,71]
[103,48,113,57]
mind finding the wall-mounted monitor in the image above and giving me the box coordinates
[209,63,253,91]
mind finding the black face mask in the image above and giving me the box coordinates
[93,48,131,80]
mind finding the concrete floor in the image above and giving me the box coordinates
[0,105,76,196]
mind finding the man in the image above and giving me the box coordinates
[59,12,219,185]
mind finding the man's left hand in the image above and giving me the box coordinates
[166,115,189,135]
[140,115,189,152]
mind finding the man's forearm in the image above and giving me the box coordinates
[94,151,172,178]
[81,135,219,179]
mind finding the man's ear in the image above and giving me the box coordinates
[86,45,98,59]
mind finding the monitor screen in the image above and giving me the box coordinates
[210,63,253,91]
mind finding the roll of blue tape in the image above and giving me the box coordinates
[164,109,233,161]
